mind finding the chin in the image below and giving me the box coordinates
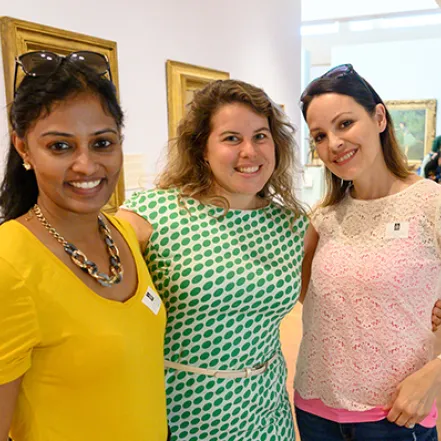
[330,167,358,182]
[66,198,111,215]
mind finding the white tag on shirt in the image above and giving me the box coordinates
[385,221,409,239]
[142,286,161,315]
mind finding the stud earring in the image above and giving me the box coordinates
[23,162,32,171]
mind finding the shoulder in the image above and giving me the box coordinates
[0,220,35,264]
[0,252,33,301]
[405,179,441,210]
[309,201,336,231]
[122,188,178,211]
[110,212,153,252]
[270,203,309,235]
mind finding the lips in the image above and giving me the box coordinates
[335,149,357,164]
[235,166,261,174]
[68,179,103,189]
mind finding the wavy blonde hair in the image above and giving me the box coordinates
[157,79,305,217]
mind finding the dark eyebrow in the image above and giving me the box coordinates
[309,113,353,133]
[94,128,119,136]
[40,131,74,138]
[331,112,352,124]
[40,128,118,138]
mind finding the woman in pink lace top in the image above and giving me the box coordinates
[294,64,441,441]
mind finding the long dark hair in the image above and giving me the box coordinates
[0,61,124,222]
[301,68,410,206]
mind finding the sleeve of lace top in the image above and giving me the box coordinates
[310,204,324,232]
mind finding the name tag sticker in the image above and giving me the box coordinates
[142,286,161,315]
[385,221,409,239]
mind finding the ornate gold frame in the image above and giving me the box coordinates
[385,99,437,166]
[0,16,124,213]
[166,60,229,138]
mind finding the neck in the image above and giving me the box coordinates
[350,152,406,200]
[207,187,266,210]
[35,198,102,242]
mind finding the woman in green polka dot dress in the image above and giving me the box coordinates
[119,79,308,441]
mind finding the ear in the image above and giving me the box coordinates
[374,104,387,133]
[11,132,31,165]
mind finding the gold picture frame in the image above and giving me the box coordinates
[385,99,437,166]
[0,16,124,213]
[166,60,229,138]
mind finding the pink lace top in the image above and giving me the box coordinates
[295,179,441,413]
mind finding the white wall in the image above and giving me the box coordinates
[0,0,302,192]
[302,0,437,22]
[332,38,441,133]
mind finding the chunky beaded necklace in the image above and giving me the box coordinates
[32,204,123,287]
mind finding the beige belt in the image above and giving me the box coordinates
[164,353,277,379]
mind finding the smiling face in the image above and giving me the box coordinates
[14,92,122,216]
[204,103,276,209]
[306,93,387,182]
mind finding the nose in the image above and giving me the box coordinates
[71,149,99,175]
[239,139,258,158]
[327,132,344,152]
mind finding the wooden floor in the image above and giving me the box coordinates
[280,305,441,439]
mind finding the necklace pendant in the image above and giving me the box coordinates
[33,204,124,288]
[64,243,76,256]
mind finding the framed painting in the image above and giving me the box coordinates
[0,16,124,213]
[166,60,229,138]
[385,99,437,166]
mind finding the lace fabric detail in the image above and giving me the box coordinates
[295,180,441,411]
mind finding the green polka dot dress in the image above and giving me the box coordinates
[123,188,307,441]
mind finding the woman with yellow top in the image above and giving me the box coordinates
[0,51,167,441]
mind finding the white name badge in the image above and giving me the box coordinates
[385,221,409,239]
[142,286,161,315]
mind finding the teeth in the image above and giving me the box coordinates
[70,180,101,189]
[237,166,259,173]
[336,151,355,163]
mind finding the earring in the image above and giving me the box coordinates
[22,162,32,171]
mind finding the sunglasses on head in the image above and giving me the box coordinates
[301,63,375,102]
[13,50,113,95]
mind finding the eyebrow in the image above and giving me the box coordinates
[309,112,353,133]
[40,128,119,138]
[331,112,352,124]
[219,127,271,136]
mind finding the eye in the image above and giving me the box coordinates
[93,139,113,149]
[223,135,240,143]
[313,133,325,144]
[254,133,268,141]
[340,120,353,129]
[48,141,70,152]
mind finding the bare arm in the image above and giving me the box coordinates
[299,224,319,304]
[0,377,22,441]
[116,209,154,252]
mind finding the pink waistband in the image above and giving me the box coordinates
[294,391,437,428]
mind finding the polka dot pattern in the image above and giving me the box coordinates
[123,188,307,441]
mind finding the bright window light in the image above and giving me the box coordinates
[380,14,441,29]
[349,20,375,32]
[301,22,339,36]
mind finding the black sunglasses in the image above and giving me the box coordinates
[13,50,113,94]
[301,63,375,103]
